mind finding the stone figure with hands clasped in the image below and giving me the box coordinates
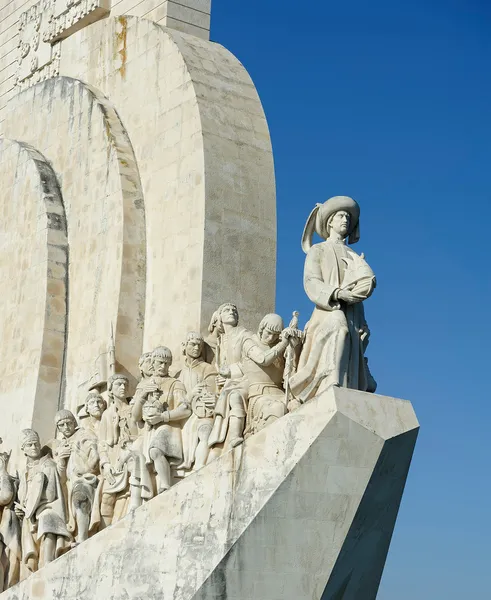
[177,331,217,471]
[51,410,101,545]
[15,429,70,575]
[132,347,191,493]
[289,196,377,402]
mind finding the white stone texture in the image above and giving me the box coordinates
[0,0,211,128]
[0,139,67,467]
[0,14,275,459]
[0,387,418,600]
[54,16,275,360]
[1,78,146,416]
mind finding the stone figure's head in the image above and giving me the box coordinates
[20,429,41,459]
[152,346,173,377]
[182,331,204,360]
[107,374,130,402]
[85,390,107,419]
[301,196,360,252]
[139,352,154,378]
[208,303,238,335]
[258,313,284,346]
[55,409,78,439]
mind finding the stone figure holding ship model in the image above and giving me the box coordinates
[290,196,377,402]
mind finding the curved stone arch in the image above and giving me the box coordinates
[3,76,146,408]
[67,77,147,383]
[0,138,67,457]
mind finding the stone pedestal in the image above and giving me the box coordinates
[0,387,418,600]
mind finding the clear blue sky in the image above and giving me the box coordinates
[212,1,491,598]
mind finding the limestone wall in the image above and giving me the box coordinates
[0,11,276,434]
[0,139,67,465]
[0,0,211,130]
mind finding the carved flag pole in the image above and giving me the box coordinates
[283,311,299,404]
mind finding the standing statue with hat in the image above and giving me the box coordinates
[289,196,377,403]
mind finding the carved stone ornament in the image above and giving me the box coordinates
[16,0,110,90]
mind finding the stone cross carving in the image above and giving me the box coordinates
[17,0,110,90]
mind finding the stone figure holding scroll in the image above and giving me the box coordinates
[289,196,377,403]
[132,347,191,493]
[98,375,152,526]
[0,443,20,591]
[15,429,70,575]
[51,410,101,544]
[177,332,217,471]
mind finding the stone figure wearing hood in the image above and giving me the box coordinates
[289,196,377,402]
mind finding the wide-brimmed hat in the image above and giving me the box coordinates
[301,196,360,252]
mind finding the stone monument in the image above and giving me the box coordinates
[0,2,418,599]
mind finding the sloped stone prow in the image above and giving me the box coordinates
[0,388,418,600]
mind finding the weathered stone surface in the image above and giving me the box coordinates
[0,387,418,600]
[0,139,67,467]
[1,78,146,413]
[0,15,276,420]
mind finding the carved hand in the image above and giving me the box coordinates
[102,463,116,485]
[218,365,231,378]
[14,503,25,519]
[141,383,159,397]
[145,413,165,426]
[338,289,363,304]
[216,375,228,388]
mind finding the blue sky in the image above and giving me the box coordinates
[212,1,491,598]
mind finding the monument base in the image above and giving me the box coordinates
[0,387,418,600]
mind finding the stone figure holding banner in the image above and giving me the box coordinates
[290,196,377,402]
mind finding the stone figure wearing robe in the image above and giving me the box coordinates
[98,375,152,526]
[241,314,300,437]
[207,303,252,449]
[289,196,377,403]
[0,445,20,591]
[77,390,107,438]
[15,429,70,576]
[132,347,191,493]
[177,332,217,471]
[51,410,101,544]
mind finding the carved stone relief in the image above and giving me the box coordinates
[16,0,110,90]
[0,197,380,589]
